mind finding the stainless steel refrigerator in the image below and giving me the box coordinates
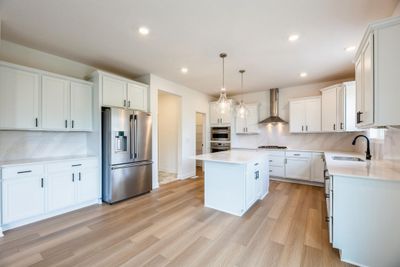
[102,107,152,204]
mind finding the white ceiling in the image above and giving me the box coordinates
[0,0,398,96]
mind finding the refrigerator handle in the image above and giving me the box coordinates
[134,114,138,159]
[129,115,134,159]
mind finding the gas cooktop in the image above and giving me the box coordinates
[258,145,287,149]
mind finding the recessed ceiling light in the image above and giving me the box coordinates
[138,27,149,35]
[181,67,188,74]
[345,46,356,52]
[288,34,300,42]
[300,72,308,78]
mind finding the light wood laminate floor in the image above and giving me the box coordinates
[0,171,352,267]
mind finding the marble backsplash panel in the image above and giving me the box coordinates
[232,124,364,152]
[368,127,400,160]
[0,131,88,161]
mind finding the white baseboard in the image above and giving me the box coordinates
[177,171,195,179]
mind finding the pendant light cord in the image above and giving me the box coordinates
[222,56,225,90]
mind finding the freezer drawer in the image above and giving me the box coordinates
[103,161,152,203]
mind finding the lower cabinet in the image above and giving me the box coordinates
[268,150,324,183]
[2,175,45,224]
[1,157,99,229]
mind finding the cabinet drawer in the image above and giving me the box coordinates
[268,156,285,166]
[2,164,44,179]
[269,166,285,177]
[268,151,285,157]
[286,151,311,158]
[47,158,98,173]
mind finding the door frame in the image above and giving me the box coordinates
[195,111,206,171]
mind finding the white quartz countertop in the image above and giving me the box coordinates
[0,155,98,168]
[194,149,269,164]
[324,152,400,182]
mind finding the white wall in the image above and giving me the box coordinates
[0,41,95,161]
[138,74,212,189]
[230,78,364,151]
[158,91,180,173]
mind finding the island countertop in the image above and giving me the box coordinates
[194,149,269,164]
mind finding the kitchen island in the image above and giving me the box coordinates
[194,149,269,216]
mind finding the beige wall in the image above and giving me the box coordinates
[393,0,400,16]
[158,92,180,173]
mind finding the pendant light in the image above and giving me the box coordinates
[236,69,248,119]
[216,53,230,115]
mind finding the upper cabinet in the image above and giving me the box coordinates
[289,97,321,133]
[235,103,260,134]
[93,71,148,112]
[0,61,93,132]
[0,66,40,130]
[354,16,400,128]
[321,82,357,132]
[210,101,232,126]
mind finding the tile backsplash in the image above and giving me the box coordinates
[368,127,400,160]
[0,131,88,161]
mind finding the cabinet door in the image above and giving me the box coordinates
[76,167,99,203]
[71,82,93,131]
[2,176,45,224]
[235,115,246,134]
[289,101,306,133]
[321,88,337,132]
[42,75,70,130]
[362,35,374,126]
[209,102,220,125]
[285,158,311,180]
[344,82,357,131]
[355,57,363,127]
[245,165,257,208]
[220,102,232,125]
[311,153,325,183]
[127,83,148,111]
[336,86,345,131]
[102,76,127,108]
[47,170,76,212]
[246,104,259,133]
[0,66,40,129]
[305,98,321,132]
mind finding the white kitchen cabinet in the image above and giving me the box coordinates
[42,75,70,130]
[310,153,325,183]
[355,16,400,127]
[102,75,127,108]
[70,82,93,131]
[245,163,257,209]
[210,101,232,126]
[0,157,99,232]
[2,175,45,224]
[289,97,321,133]
[0,61,93,132]
[235,103,259,134]
[94,71,149,111]
[127,83,148,111]
[0,65,40,130]
[285,152,311,181]
[76,166,99,203]
[321,86,338,132]
[47,169,76,212]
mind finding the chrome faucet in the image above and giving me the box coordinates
[352,135,372,160]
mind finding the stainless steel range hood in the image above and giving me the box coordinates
[258,88,288,124]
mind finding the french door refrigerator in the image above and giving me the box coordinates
[102,107,152,203]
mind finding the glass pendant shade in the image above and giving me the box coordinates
[236,69,248,119]
[216,53,230,115]
[236,99,249,119]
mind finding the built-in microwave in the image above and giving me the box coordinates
[211,127,231,142]
[210,142,230,153]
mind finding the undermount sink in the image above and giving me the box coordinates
[332,156,365,162]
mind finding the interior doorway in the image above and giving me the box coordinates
[195,112,206,176]
[158,90,181,185]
